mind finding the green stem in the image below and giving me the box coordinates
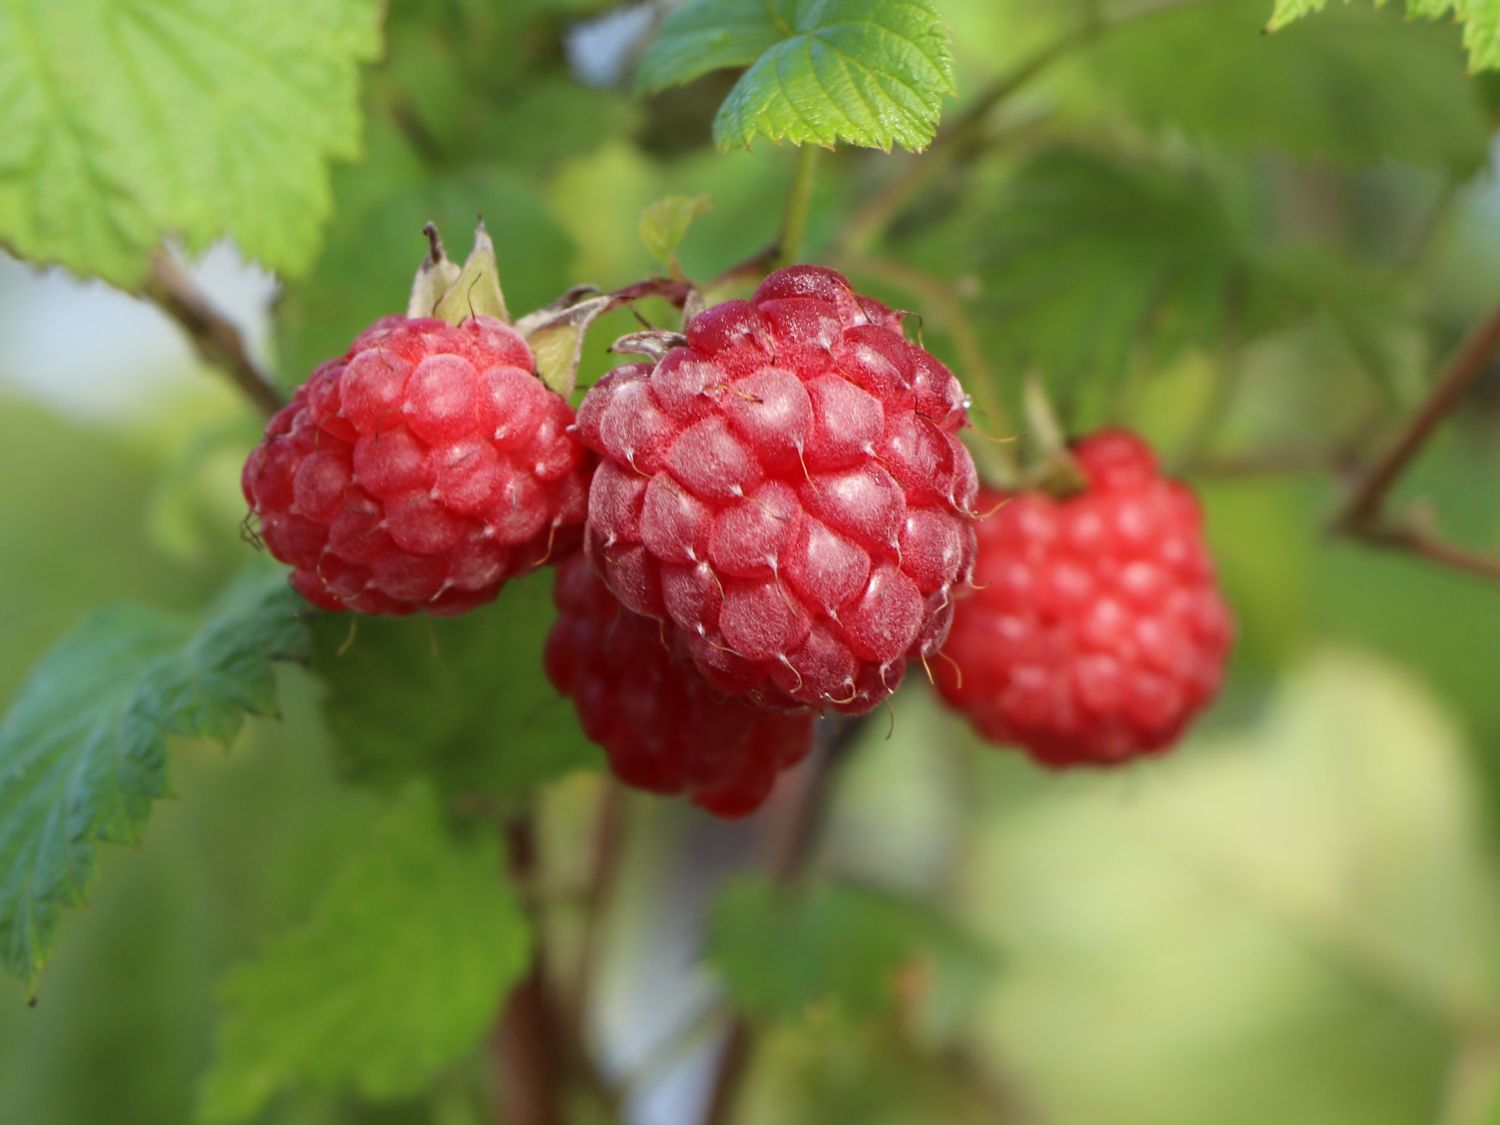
[778,145,820,264]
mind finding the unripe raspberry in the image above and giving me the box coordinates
[545,555,814,817]
[576,265,978,714]
[243,315,589,616]
[935,429,1233,765]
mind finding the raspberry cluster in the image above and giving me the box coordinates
[935,429,1233,766]
[545,554,814,817]
[575,265,978,715]
[243,315,589,616]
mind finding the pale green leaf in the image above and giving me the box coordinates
[198,785,530,1122]
[638,0,955,152]
[314,571,600,797]
[1083,0,1488,169]
[1269,0,1500,71]
[0,571,310,986]
[0,0,383,288]
[639,194,712,278]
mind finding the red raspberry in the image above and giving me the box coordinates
[935,429,1233,765]
[575,265,978,714]
[243,315,589,616]
[544,555,815,817]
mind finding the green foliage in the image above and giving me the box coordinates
[0,0,382,287]
[639,194,713,279]
[708,877,989,1021]
[198,785,529,1122]
[638,0,955,151]
[0,572,309,987]
[1081,0,1488,169]
[312,571,599,798]
[967,147,1252,385]
[1268,0,1500,71]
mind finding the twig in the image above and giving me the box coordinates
[143,249,285,418]
[698,715,869,1125]
[1331,302,1500,583]
[493,815,564,1125]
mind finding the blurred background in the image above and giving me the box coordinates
[3,0,1500,1122]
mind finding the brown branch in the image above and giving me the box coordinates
[143,249,285,418]
[1331,302,1500,583]
[493,815,564,1125]
[698,715,869,1125]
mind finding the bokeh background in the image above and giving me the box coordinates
[3,0,1500,1123]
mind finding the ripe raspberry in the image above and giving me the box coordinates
[935,429,1233,766]
[243,315,589,616]
[545,555,815,817]
[576,265,978,714]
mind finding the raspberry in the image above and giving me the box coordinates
[935,429,1233,765]
[545,555,815,817]
[576,265,978,714]
[243,315,589,616]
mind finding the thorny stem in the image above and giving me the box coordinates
[143,250,285,419]
[778,144,821,266]
[698,715,869,1125]
[1331,301,1500,584]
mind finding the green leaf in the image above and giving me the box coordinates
[1081,0,1488,169]
[198,785,530,1122]
[639,194,712,279]
[0,0,382,288]
[638,0,955,152]
[963,146,1412,389]
[0,571,310,987]
[1269,0,1500,72]
[313,570,599,797]
[708,877,989,1021]
[968,148,1250,385]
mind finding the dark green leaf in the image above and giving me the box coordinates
[0,0,382,287]
[0,571,310,986]
[313,570,599,797]
[198,785,529,1122]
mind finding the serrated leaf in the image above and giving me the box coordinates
[0,571,310,986]
[198,785,529,1122]
[313,571,599,797]
[969,148,1249,385]
[639,194,712,279]
[0,0,382,288]
[638,0,955,152]
[965,147,1411,388]
[708,877,990,1021]
[1269,0,1500,71]
[1082,0,1488,169]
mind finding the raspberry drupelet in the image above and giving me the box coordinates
[576,265,979,715]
